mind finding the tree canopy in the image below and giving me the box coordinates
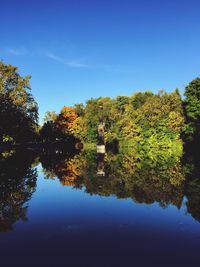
[184,78,200,142]
[0,61,38,144]
[1,60,200,152]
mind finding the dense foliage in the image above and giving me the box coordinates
[0,62,38,144]
[41,90,185,153]
[58,90,184,157]
[184,78,200,142]
[0,60,200,151]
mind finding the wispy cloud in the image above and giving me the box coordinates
[4,46,120,72]
[6,47,28,56]
[45,52,90,68]
[45,52,120,72]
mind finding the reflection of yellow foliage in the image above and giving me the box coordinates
[169,165,185,186]
[74,148,185,208]
[55,155,85,186]
[0,150,15,159]
[60,175,77,186]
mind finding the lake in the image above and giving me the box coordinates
[0,147,200,267]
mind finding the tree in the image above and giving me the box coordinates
[55,106,79,137]
[184,77,200,141]
[40,121,57,142]
[0,61,39,144]
[43,111,57,123]
[130,91,153,110]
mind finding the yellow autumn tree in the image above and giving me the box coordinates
[55,106,79,136]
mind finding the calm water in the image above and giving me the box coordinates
[0,148,200,267]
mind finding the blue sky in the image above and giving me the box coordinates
[1,0,200,122]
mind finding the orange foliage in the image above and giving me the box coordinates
[55,106,78,135]
[55,158,81,186]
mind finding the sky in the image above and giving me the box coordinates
[0,0,200,122]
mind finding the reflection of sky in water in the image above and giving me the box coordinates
[1,163,200,267]
[26,167,200,236]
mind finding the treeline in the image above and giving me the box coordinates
[41,80,200,151]
[1,61,200,148]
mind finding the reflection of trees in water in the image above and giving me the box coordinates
[0,150,37,232]
[183,145,200,222]
[51,156,84,186]
[185,177,200,222]
[40,147,83,186]
[42,145,200,223]
[2,144,200,232]
[75,149,185,209]
[42,147,186,210]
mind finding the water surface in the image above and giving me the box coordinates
[0,148,200,267]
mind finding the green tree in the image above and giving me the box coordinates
[43,111,57,123]
[0,61,39,144]
[184,77,200,141]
